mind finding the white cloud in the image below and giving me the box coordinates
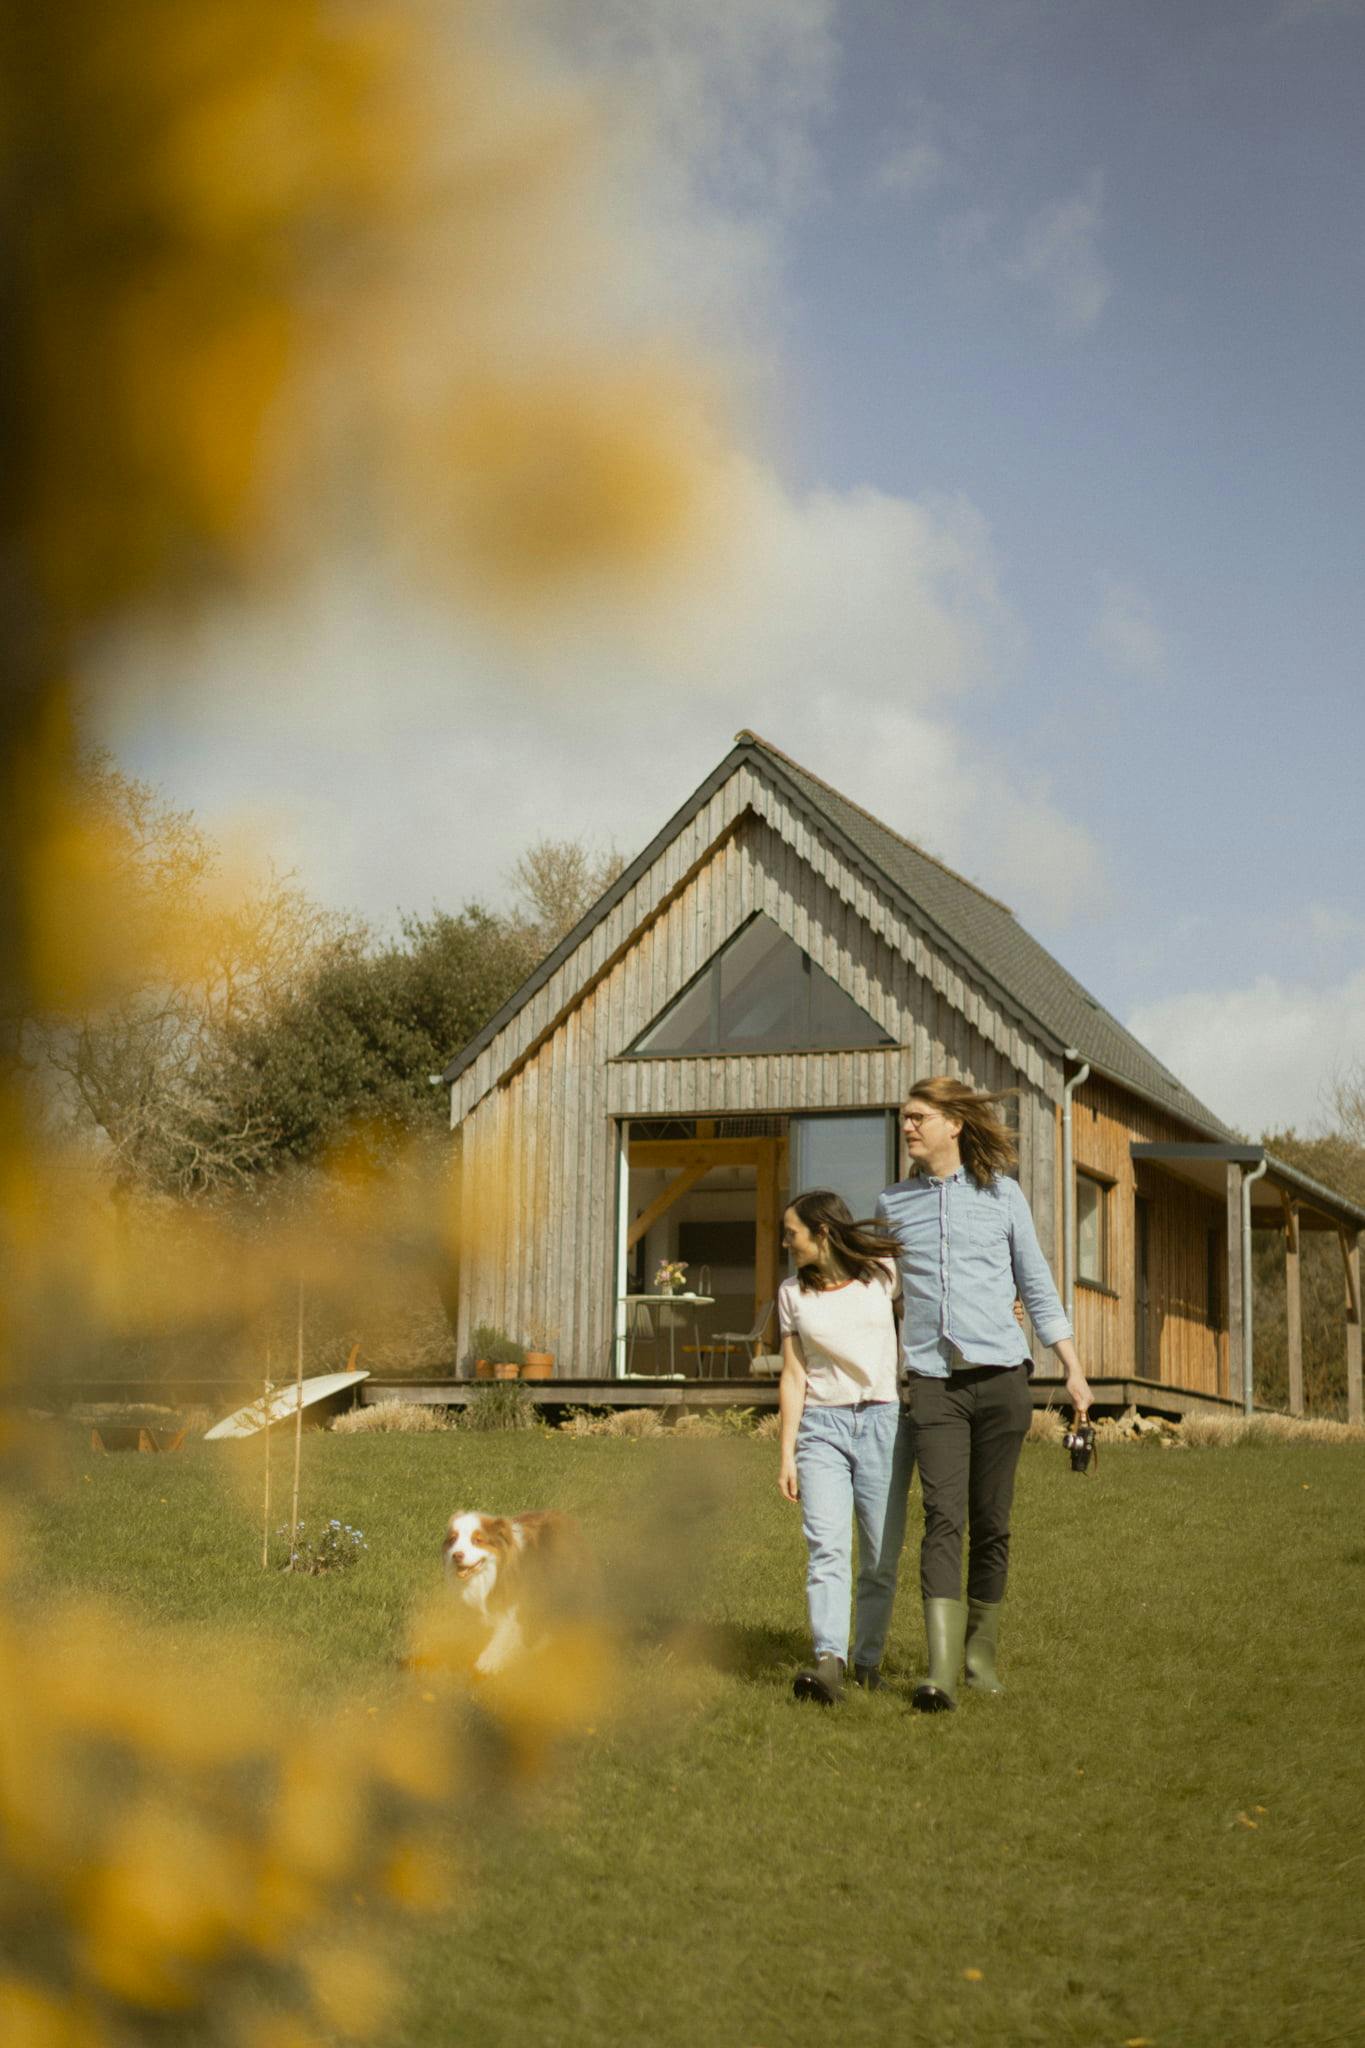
[94,455,1108,934]
[520,0,836,219]
[84,0,1109,948]
[1128,971,1365,1137]
[1008,169,1112,332]
[1090,577,1168,681]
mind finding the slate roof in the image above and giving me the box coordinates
[736,731,1237,1140]
[444,730,1236,1141]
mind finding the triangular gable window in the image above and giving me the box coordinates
[630,914,894,1056]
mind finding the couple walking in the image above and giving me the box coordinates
[777,1076,1093,1710]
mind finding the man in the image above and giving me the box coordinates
[876,1077,1092,1710]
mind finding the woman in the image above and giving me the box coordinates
[777,1189,909,1705]
[875,1076,1093,1712]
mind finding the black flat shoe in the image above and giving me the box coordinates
[853,1665,882,1692]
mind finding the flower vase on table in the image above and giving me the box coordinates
[653,1260,688,1298]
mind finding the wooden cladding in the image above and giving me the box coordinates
[1064,1074,1227,1393]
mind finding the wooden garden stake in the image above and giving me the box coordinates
[288,1280,305,1569]
[260,1338,274,1571]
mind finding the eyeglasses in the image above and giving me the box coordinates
[901,1111,940,1127]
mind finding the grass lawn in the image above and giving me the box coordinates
[17,1428,1365,2048]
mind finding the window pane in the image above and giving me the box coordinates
[635,970,713,1053]
[718,918,808,1048]
[1076,1175,1103,1283]
[808,957,894,1047]
[791,1114,894,1223]
[630,914,895,1056]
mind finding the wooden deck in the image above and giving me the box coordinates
[360,1375,1250,1419]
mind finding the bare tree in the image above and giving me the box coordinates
[508,835,624,957]
[1330,1061,1365,1154]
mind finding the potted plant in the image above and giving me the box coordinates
[522,1321,558,1380]
[463,1322,508,1382]
[487,1331,526,1381]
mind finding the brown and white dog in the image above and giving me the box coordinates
[441,1510,585,1675]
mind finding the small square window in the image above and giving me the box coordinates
[1076,1173,1108,1287]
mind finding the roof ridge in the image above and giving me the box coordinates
[734,728,1016,918]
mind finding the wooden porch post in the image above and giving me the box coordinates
[1225,1162,1244,1404]
[1341,1227,1362,1428]
[1282,1192,1303,1418]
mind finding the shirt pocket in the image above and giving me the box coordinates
[958,1188,1011,1264]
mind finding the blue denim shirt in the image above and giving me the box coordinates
[875,1170,1072,1380]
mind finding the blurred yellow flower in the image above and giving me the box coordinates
[78,1801,252,2008]
[0,1979,105,2048]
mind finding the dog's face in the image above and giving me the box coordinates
[442,1511,514,1583]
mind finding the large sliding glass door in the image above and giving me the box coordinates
[788,1113,898,1225]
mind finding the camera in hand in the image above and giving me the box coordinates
[1063,1416,1096,1474]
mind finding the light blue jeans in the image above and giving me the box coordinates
[795,1401,913,1668]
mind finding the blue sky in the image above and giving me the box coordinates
[95,0,1365,1136]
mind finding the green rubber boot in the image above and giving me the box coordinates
[964,1599,1004,1694]
[793,1652,845,1705]
[911,1598,967,1713]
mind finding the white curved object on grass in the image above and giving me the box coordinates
[204,1371,370,1441]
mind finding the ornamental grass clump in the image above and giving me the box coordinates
[459,1383,545,1432]
[331,1401,451,1434]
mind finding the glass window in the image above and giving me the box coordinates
[790,1113,897,1224]
[1076,1172,1107,1286]
[632,914,894,1055]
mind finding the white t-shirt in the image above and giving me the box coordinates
[777,1259,901,1406]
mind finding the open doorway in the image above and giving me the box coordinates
[613,1110,897,1378]
[615,1117,786,1378]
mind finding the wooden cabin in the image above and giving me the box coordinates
[440,732,1364,1419]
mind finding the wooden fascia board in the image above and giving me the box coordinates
[442,744,754,1093]
[457,811,748,1117]
[741,758,1238,1136]
[743,755,1070,1065]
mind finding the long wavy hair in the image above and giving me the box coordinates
[786,1188,902,1293]
[906,1076,1019,1188]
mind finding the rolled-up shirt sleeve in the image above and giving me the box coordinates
[1006,1180,1073,1347]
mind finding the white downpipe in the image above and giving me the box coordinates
[1061,1051,1091,1327]
[1241,1156,1269,1415]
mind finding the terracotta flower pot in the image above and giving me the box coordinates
[493,1361,521,1381]
[474,1359,494,1381]
[523,1352,554,1380]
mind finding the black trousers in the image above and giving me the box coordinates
[903,1365,1032,1603]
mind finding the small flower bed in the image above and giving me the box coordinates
[281,1518,368,1573]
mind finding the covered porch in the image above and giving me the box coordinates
[1131,1142,1365,1424]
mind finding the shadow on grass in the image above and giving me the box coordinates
[632,1616,810,1678]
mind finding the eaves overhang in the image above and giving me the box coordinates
[1132,1142,1365,1234]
